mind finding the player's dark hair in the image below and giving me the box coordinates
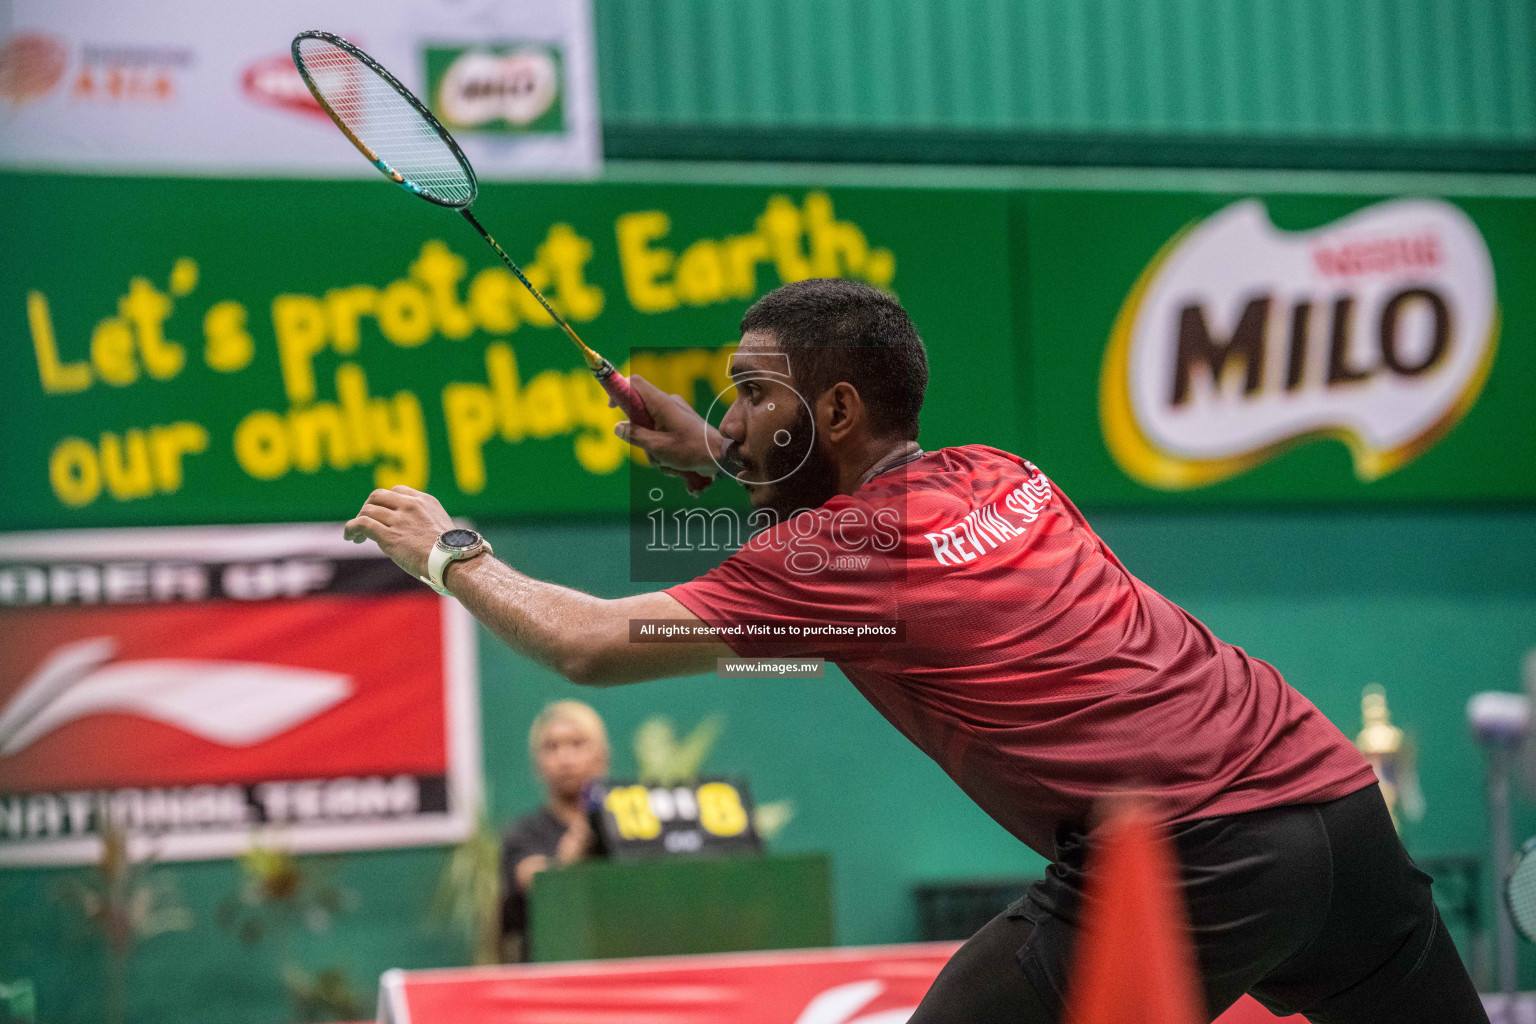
[740,278,928,440]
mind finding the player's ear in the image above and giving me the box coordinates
[820,382,864,443]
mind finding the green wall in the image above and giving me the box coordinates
[596,0,1536,169]
[5,507,1535,1022]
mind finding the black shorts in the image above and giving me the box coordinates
[910,784,1489,1024]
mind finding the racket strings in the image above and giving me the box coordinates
[296,37,474,207]
[1509,842,1536,942]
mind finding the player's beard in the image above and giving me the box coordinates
[749,405,841,525]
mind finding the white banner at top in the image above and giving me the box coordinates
[0,0,601,178]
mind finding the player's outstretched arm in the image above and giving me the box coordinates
[344,486,730,687]
[446,561,724,686]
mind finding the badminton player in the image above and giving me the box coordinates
[345,279,1488,1022]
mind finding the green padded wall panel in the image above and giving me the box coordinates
[596,0,1536,168]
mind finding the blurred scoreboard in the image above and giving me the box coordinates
[588,777,760,860]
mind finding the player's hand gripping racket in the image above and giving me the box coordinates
[291,30,713,494]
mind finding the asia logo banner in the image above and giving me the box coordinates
[1101,198,1498,490]
[0,523,481,866]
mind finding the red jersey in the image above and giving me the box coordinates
[667,445,1376,858]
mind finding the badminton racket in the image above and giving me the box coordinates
[291,30,712,493]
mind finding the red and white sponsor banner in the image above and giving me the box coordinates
[0,523,480,865]
[376,945,1293,1024]
[0,0,599,178]
[379,944,960,1024]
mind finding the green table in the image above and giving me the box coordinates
[528,853,833,962]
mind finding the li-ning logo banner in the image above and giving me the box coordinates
[1100,199,1498,490]
[0,523,481,866]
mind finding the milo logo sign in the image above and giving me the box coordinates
[1100,199,1498,489]
[424,43,563,134]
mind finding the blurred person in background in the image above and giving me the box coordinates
[500,700,609,962]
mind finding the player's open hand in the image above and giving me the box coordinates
[343,485,454,579]
[613,375,722,477]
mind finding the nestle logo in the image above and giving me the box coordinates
[242,53,323,117]
[1312,232,1442,278]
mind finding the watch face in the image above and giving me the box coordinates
[441,528,479,550]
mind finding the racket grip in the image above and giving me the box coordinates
[601,370,714,495]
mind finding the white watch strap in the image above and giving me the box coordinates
[426,544,455,595]
[419,537,492,596]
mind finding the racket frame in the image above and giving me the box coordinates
[292,30,479,210]
[291,29,714,493]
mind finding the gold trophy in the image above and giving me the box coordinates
[1355,684,1425,829]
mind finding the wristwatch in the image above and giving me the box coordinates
[419,528,493,596]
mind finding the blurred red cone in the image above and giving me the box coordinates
[1064,799,1205,1024]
